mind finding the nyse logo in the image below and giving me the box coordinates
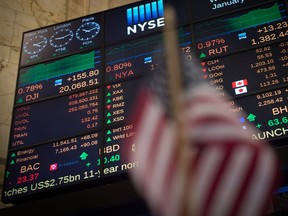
[127,0,165,35]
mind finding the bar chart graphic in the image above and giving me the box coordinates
[126,0,164,25]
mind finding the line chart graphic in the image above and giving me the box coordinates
[195,2,286,41]
[19,50,101,85]
[105,27,191,65]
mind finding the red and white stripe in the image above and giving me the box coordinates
[232,79,248,88]
[129,84,279,216]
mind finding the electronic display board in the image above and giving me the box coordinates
[16,50,102,105]
[227,85,288,146]
[103,124,136,177]
[105,26,192,84]
[10,88,102,150]
[190,0,271,21]
[194,1,288,60]
[2,0,288,205]
[3,126,136,203]
[201,41,288,97]
[3,132,102,202]
[20,14,102,67]
[104,0,190,45]
[104,77,153,129]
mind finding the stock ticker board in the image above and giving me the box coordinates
[2,0,288,203]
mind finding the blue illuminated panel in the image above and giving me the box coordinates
[127,8,133,25]
[105,0,189,45]
[145,3,152,20]
[133,7,139,24]
[151,2,158,19]
[139,5,145,23]
[127,0,164,25]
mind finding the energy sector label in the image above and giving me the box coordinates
[105,26,192,84]
[194,1,288,59]
[16,50,102,105]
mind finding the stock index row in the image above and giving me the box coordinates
[3,0,288,203]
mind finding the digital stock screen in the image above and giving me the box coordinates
[16,50,102,104]
[2,0,288,204]
[190,0,270,21]
[105,26,192,84]
[11,89,102,149]
[194,1,288,60]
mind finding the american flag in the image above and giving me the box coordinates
[128,57,279,216]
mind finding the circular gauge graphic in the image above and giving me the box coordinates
[76,22,100,41]
[23,35,48,55]
[50,29,74,48]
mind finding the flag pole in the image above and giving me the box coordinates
[164,6,186,148]
[164,6,191,216]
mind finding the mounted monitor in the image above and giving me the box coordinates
[2,0,288,205]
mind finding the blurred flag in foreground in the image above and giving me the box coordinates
[129,81,279,216]
[127,8,279,216]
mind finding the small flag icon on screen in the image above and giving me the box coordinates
[55,79,62,86]
[235,86,248,95]
[232,79,248,95]
[232,79,248,88]
[238,32,247,40]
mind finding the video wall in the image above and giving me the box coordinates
[2,0,288,203]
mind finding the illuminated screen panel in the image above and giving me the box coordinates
[104,0,189,45]
[104,33,193,129]
[194,1,288,60]
[20,14,102,67]
[3,0,288,205]
[2,132,101,203]
[105,26,192,84]
[16,50,102,105]
[10,89,102,150]
[228,86,288,144]
[202,41,288,97]
[190,0,270,21]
